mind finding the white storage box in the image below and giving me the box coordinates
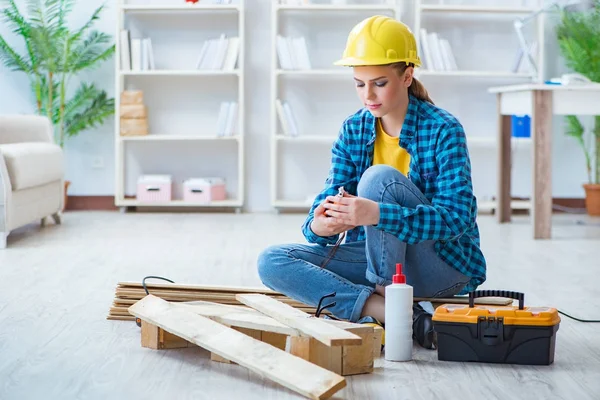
[137,175,172,202]
[183,178,226,203]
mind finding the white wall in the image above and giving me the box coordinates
[0,0,590,212]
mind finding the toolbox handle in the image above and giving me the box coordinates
[469,290,524,310]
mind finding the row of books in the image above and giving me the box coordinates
[276,35,311,70]
[216,101,239,137]
[119,30,239,71]
[275,99,299,137]
[418,29,458,71]
[120,30,156,71]
[196,34,240,70]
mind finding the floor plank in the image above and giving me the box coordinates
[0,211,599,399]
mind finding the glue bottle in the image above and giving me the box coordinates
[384,263,413,362]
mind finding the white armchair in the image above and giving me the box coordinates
[0,115,65,248]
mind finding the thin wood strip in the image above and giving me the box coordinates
[129,295,346,400]
[107,315,135,321]
[236,294,362,347]
[115,289,307,305]
[117,281,279,294]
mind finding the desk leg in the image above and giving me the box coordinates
[497,94,512,222]
[532,90,553,239]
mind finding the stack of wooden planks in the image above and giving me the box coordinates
[108,281,513,321]
[107,281,323,321]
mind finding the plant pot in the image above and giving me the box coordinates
[583,184,600,216]
[63,180,71,211]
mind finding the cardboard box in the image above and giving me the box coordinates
[120,118,149,136]
[120,104,147,119]
[121,90,144,105]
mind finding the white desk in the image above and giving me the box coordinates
[488,83,600,239]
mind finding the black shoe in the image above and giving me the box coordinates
[412,303,436,350]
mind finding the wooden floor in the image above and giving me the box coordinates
[1,211,599,400]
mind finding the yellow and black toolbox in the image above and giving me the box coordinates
[432,290,560,365]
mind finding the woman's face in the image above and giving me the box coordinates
[352,65,412,118]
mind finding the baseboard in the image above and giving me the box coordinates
[65,196,118,211]
[64,196,586,213]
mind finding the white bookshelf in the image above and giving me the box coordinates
[270,0,402,211]
[414,0,545,211]
[419,4,537,14]
[115,0,245,212]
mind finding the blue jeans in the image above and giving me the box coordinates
[258,165,470,322]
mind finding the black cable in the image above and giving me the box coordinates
[142,275,175,295]
[558,310,600,323]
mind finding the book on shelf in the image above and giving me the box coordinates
[276,35,311,70]
[275,99,299,137]
[279,0,311,4]
[216,101,238,137]
[418,29,458,71]
[196,35,240,71]
[120,30,155,71]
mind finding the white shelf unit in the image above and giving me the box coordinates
[413,0,544,211]
[270,0,402,211]
[115,0,245,212]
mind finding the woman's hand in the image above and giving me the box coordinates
[310,198,355,237]
[322,193,380,227]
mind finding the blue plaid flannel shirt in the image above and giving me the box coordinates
[301,94,486,294]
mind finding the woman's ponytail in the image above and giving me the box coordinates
[409,77,434,104]
[392,62,434,104]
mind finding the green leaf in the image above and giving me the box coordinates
[69,30,115,72]
[64,88,114,138]
[0,35,32,71]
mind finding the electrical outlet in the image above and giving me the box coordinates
[91,156,104,169]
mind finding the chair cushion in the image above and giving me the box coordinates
[0,142,64,190]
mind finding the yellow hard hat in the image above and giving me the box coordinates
[334,15,421,67]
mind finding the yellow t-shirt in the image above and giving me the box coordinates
[372,118,410,176]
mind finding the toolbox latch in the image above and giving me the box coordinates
[478,316,504,346]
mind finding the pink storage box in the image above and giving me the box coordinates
[183,178,226,203]
[137,175,172,202]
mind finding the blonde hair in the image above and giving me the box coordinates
[391,62,434,104]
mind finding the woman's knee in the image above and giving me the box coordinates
[357,164,408,200]
[257,244,289,288]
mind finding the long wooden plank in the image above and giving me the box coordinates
[118,281,279,294]
[175,301,302,336]
[129,295,346,400]
[176,301,372,337]
[236,294,362,347]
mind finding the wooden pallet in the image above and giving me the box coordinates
[130,295,353,400]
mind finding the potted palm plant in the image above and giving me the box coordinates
[556,0,600,216]
[0,0,115,209]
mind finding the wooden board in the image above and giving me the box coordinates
[129,295,346,400]
[141,320,190,349]
[236,294,362,347]
[118,281,279,294]
[175,301,302,336]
